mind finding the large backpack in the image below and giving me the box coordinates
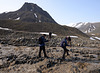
[38,37,43,44]
[60,41,66,47]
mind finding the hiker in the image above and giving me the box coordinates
[61,37,70,59]
[68,36,71,46]
[38,34,49,58]
[49,32,52,39]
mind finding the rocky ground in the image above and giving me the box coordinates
[0,31,100,48]
[0,43,100,73]
[0,31,100,73]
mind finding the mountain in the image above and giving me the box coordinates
[0,2,57,23]
[71,22,100,34]
[0,2,89,37]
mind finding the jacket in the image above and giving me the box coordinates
[61,39,69,47]
[39,36,48,46]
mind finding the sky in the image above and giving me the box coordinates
[0,0,100,26]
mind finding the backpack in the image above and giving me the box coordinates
[60,41,66,47]
[38,37,43,44]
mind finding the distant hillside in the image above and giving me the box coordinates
[71,22,100,34]
[0,20,88,37]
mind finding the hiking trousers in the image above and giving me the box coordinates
[39,46,47,57]
[62,46,69,59]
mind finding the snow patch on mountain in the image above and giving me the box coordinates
[72,22,89,28]
[15,17,20,20]
[34,13,37,18]
[90,37,95,40]
[39,20,41,22]
[0,27,12,31]
[70,36,78,38]
[39,32,57,36]
[94,37,100,40]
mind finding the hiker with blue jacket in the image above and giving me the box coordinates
[61,37,70,59]
[38,34,49,58]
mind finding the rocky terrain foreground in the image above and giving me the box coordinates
[0,31,100,73]
[0,42,100,73]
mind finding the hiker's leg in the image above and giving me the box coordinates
[62,47,66,59]
[39,46,42,57]
[63,50,65,59]
[66,49,69,55]
[42,46,47,57]
[67,51,69,55]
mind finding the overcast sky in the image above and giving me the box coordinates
[0,0,100,26]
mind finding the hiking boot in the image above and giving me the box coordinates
[67,54,70,56]
[67,52,70,56]
[37,56,41,58]
[45,56,49,58]
[62,57,65,60]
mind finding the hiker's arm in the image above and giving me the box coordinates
[65,41,70,46]
[66,44,70,46]
[44,38,49,42]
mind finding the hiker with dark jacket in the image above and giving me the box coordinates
[61,37,70,59]
[38,34,49,58]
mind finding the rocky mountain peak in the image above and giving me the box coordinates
[0,2,57,23]
[18,2,40,12]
